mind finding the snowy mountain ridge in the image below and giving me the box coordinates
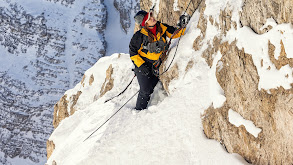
[47,0,293,164]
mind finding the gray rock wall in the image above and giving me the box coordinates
[0,1,106,164]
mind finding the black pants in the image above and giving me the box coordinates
[134,64,159,110]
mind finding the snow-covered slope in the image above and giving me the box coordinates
[47,0,293,164]
[0,0,138,164]
[46,53,248,165]
[46,6,251,164]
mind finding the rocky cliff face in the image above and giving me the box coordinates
[0,0,108,164]
[202,41,293,164]
[140,0,199,27]
[240,0,293,34]
[200,0,293,163]
[44,0,75,6]
[144,0,293,164]
[48,0,292,164]
[114,0,140,33]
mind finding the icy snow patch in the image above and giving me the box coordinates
[225,17,293,90]
[209,51,226,108]
[228,109,262,138]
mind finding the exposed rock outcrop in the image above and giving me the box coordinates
[69,91,82,115]
[202,41,293,164]
[240,0,293,34]
[159,63,179,93]
[53,95,69,129]
[193,1,293,163]
[143,0,293,164]
[140,0,201,27]
[100,64,114,98]
[51,63,115,132]
[268,40,293,70]
[46,140,55,159]
[53,90,82,129]
[81,74,86,87]
[89,74,94,86]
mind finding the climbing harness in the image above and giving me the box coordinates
[152,26,185,76]
[143,36,168,54]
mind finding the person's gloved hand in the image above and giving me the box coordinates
[179,14,190,28]
[138,63,150,76]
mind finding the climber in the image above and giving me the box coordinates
[129,10,189,110]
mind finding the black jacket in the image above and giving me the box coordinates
[129,22,185,68]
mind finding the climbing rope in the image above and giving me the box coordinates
[83,0,204,142]
[157,0,204,77]
[83,90,139,142]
